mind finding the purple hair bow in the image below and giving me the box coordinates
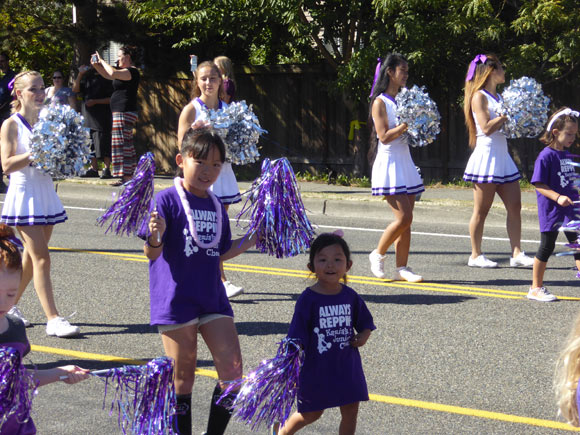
[7,77,15,92]
[465,54,487,82]
[369,58,381,97]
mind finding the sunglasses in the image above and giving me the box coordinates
[53,76,63,79]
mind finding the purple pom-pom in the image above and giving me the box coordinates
[97,357,176,435]
[218,338,304,430]
[0,347,37,432]
[236,158,316,258]
[97,152,156,237]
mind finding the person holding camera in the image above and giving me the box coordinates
[91,46,140,186]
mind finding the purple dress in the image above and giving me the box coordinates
[0,315,36,435]
[531,146,578,232]
[287,285,376,412]
[148,186,233,325]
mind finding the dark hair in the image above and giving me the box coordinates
[540,107,579,145]
[367,53,408,164]
[121,45,139,64]
[308,233,351,282]
[0,224,22,272]
[181,128,226,162]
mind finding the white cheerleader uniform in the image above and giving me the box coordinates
[463,90,521,184]
[371,94,424,196]
[192,98,241,204]
[0,114,67,226]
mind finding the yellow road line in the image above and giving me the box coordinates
[30,345,578,431]
[48,246,580,300]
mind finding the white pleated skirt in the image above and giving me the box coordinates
[371,143,424,196]
[1,176,67,226]
[463,136,521,184]
[210,162,241,204]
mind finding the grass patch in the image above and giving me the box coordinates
[295,171,371,188]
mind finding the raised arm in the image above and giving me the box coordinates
[90,52,132,81]
[371,97,407,144]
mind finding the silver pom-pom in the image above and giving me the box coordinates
[202,100,267,165]
[29,104,92,179]
[498,76,550,138]
[395,85,441,147]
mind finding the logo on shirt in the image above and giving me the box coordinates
[559,158,574,189]
[182,209,219,258]
[314,303,353,354]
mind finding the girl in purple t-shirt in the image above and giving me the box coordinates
[274,232,375,435]
[528,108,580,302]
[146,128,255,435]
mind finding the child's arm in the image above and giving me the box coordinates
[220,233,256,262]
[535,182,573,207]
[350,328,371,348]
[34,365,90,386]
[144,211,166,260]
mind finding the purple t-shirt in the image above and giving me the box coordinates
[149,186,233,325]
[0,315,36,435]
[531,146,579,232]
[287,285,376,413]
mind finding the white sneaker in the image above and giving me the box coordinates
[467,254,498,268]
[393,266,423,283]
[46,317,80,337]
[8,306,30,327]
[527,287,557,302]
[369,249,386,278]
[510,252,535,267]
[224,281,244,299]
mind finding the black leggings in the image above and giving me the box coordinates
[536,231,580,262]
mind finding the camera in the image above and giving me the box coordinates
[91,54,98,63]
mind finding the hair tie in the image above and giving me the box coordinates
[7,77,15,92]
[465,54,487,82]
[547,108,580,132]
[369,58,382,97]
[332,229,344,238]
[0,234,23,249]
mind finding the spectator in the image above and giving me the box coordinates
[44,70,75,107]
[72,64,113,179]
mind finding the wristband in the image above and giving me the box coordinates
[146,238,163,249]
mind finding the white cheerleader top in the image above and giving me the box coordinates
[473,89,506,145]
[376,94,407,151]
[191,98,228,123]
[9,114,52,187]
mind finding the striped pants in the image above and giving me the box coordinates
[111,111,138,177]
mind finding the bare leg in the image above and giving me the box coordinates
[532,257,548,289]
[376,194,414,256]
[469,183,497,258]
[393,195,416,267]
[161,324,199,394]
[15,242,33,304]
[279,410,324,435]
[496,181,523,257]
[338,402,359,435]
[200,316,243,385]
[220,204,230,283]
[16,225,59,320]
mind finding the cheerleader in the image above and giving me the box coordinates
[367,53,424,282]
[463,54,534,268]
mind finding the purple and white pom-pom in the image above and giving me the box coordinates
[97,152,156,237]
[97,357,176,435]
[201,100,266,165]
[29,103,92,178]
[218,338,304,430]
[498,76,550,139]
[0,347,38,432]
[396,85,441,147]
[236,158,316,258]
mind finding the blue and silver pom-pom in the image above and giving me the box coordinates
[202,100,266,165]
[236,158,316,258]
[218,338,304,430]
[498,76,550,139]
[396,85,441,147]
[29,103,92,178]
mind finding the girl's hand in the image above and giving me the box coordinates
[78,65,90,74]
[350,329,371,348]
[58,365,90,384]
[90,52,101,66]
[148,211,166,241]
[399,122,408,133]
[191,120,211,130]
[557,195,573,207]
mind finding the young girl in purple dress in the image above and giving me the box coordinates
[146,127,255,435]
[274,231,375,435]
[528,108,580,302]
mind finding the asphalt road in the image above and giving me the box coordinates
[6,183,580,435]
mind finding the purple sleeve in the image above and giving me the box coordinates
[531,150,549,186]
[219,203,233,255]
[287,292,310,345]
[354,293,376,332]
[223,79,236,101]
